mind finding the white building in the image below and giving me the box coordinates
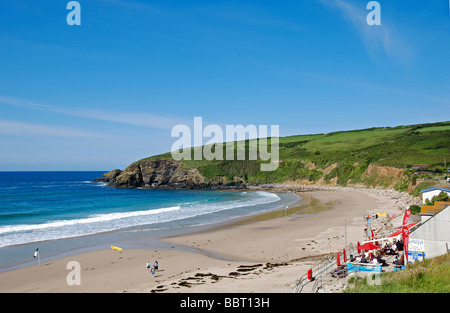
[420,186,450,204]
[410,204,450,260]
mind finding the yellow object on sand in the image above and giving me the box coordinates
[111,245,123,252]
[377,212,386,217]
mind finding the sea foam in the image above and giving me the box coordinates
[0,191,283,248]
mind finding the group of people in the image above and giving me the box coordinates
[349,238,406,267]
[350,251,387,266]
[146,260,159,275]
[381,239,403,255]
[364,212,386,220]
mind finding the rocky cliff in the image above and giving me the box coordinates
[93,158,410,191]
[92,121,450,192]
[92,159,246,189]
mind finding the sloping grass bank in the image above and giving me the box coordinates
[146,121,450,191]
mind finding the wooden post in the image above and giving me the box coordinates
[344,219,347,249]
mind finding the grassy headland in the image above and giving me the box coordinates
[141,121,450,193]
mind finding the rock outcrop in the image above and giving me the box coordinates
[92,159,246,189]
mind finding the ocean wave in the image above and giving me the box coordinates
[155,191,281,224]
[0,191,283,248]
[0,212,41,219]
[188,191,280,212]
[0,206,180,235]
[73,180,106,186]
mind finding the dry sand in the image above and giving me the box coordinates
[0,188,411,293]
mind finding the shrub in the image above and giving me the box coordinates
[426,191,450,205]
[409,205,421,215]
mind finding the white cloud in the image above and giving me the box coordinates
[0,119,111,139]
[0,96,191,130]
[317,0,414,63]
[95,0,161,13]
[197,4,305,33]
[292,69,450,106]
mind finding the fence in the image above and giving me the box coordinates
[293,243,357,293]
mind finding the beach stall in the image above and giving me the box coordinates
[347,242,384,273]
[387,223,418,241]
[356,242,381,251]
[347,262,382,273]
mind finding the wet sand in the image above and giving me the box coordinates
[0,188,408,293]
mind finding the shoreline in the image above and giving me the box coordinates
[0,190,300,273]
[0,186,419,293]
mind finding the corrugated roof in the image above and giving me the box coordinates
[420,186,450,193]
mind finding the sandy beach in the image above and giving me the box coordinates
[0,187,417,293]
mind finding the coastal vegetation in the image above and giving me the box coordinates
[141,121,450,193]
[344,253,450,293]
[424,191,449,205]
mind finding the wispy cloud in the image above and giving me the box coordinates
[197,4,305,33]
[0,96,191,130]
[292,70,450,106]
[0,119,111,139]
[0,34,128,63]
[317,0,414,63]
[94,0,162,14]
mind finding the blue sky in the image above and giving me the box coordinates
[1,0,449,170]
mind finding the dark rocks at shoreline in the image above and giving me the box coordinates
[91,161,421,208]
[91,159,247,190]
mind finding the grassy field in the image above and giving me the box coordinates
[143,121,450,190]
[344,253,450,293]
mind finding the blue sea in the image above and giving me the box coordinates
[0,172,299,271]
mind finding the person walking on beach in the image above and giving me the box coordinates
[154,260,159,271]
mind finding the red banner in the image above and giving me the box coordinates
[402,227,409,264]
[402,209,411,226]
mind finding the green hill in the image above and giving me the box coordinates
[143,121,450,192]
